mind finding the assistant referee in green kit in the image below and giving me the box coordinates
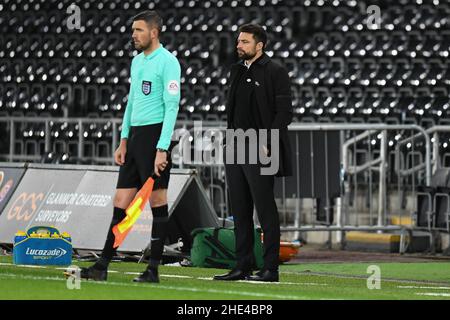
[79,10,181,283]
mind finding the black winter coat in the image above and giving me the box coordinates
[226,53,293,177]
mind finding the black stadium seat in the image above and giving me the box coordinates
[0,0,449,164]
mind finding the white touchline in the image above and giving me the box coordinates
[194,277,327,286]
[286,270,450,286]
[160,274,192,279]
[398,286,450,290]
[0,273,61,281]
[123,272,141,275]
[3,262,327,287]
[123,272,192,279]
[0,262,15,266]
[415,293,450,297]
[12,264,47,269]
[0,262,47,269]
[0,273,305,300]
[238,280,327,286]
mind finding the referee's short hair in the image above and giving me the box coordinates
[239,23,267,49]
[133,10,163,35]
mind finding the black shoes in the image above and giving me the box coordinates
[133,267,160,283]
[73,265,277,283]
[78,266,108,281]
[213,269,252,281]
[246,270,279,282]
[213,269,279,282]
[68,265,159,283]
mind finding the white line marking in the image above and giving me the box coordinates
[0,273,61,281]
[415,293,450,297]
[13,264,47,269]
[0,262,48,269]
[161,274,191,279]
[0,262,333,288]
[171,276,327,286]
[123,272,192,279]
[398,286,450,290]
[2,262,327,286]
[285,271,450,286]
[0,273,305,299]
[238,280,328,286]
[123,272,141,275]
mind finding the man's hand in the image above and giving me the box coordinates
[154,150,168,177]
[114,139,127,165]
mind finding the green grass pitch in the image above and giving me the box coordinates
[1,255,449,300]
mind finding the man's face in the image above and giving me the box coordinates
[236,32,260,60]
[131,20,156,51]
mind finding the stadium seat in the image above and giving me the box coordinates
[1,0,450,169]
[416,168,450,229]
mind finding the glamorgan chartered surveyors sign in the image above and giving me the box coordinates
[0,167,116,250]
[0,165,211,252]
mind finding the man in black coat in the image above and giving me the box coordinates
[213,24,293,282]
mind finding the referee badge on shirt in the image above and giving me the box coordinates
[142,80,152,95]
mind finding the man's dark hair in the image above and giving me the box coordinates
[133,10,163,34]
[238,23,267,49]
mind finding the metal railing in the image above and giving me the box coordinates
[2,117,446,252]
[0,117,122,164]
[167,122,433,250]
[283,124,431,252]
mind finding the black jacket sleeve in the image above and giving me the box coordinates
[270,65,293,129]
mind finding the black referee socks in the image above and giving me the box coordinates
[94,205,169,271]
[94,207,127,270]
[148,204,169,269]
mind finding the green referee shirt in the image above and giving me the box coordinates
[121,44,181,150]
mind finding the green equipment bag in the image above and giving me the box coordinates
[190,227,264,269]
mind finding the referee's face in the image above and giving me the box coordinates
[237,32,260,60]
[132,20,153,51]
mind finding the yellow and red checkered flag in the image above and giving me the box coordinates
[112,174,157,248]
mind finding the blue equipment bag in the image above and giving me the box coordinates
[13,226,72,266]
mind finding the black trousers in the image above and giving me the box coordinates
[225,162,280,272]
